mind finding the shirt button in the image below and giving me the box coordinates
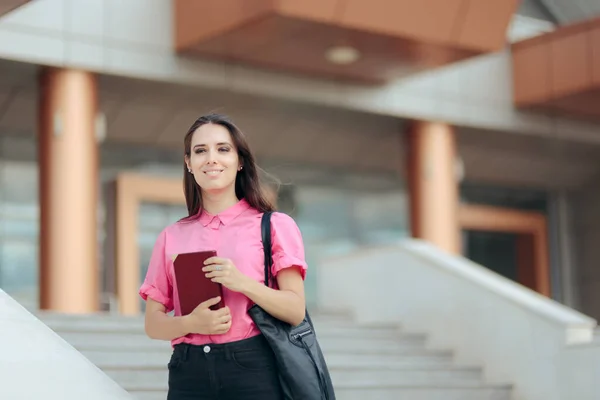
[203,345,211,353]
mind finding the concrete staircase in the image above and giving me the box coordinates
[37,311,513,400]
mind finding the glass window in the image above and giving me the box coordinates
[351,191,410,244]
[294,185,409,307]
[138,202,187,311]
[0,161,39,309]
[0,240,38,308]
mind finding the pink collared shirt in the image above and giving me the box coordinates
[139,199,307,347]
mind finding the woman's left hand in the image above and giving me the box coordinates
[203,257,252,293]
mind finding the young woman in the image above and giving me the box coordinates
[139,113,307,400]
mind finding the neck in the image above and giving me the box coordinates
[201,189,239,214]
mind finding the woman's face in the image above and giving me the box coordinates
[185,123,241,195]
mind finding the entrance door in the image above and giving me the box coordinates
[459,204,550,297]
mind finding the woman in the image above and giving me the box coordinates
[139,113,307,400]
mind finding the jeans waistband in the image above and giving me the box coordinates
[173,334,269,361]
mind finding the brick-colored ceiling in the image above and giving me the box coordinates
[174,0,520,84]
[512,16,600,121]
[0,0,30,18]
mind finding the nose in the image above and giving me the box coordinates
[206,150,217,164]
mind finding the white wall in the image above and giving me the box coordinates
[319,239,597,400]
[0,0,599,143]
[0,289,133,399]
[559,338,600,400]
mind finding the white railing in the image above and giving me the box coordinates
[0,290,133,399]
[318,239,597,400]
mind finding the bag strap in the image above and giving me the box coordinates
[261,211,274,288]
[261,211,316,329]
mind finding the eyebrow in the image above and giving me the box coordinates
[193,142,232,148]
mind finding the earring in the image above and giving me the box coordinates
[239,166,243,171]
[188,168,192,173]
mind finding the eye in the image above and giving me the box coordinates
[194,148,206,154]
[218,147,230,152]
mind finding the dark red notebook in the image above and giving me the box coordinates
[173,250,225,315]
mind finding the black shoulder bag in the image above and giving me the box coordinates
[248,211,336,400]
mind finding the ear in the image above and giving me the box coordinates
[184,155,192,171]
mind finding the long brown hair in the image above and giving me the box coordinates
[182,113,276,218]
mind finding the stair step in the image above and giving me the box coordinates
[128,384,511,400]
[334,384,512,400]
[33,311,514,400]
[80,350,453,369]
[36,312,364,329]
[54,332,428,354]
[105,365,483,391]
[43,321,404,339]
[76,346,445,359]
[129,390,170,400]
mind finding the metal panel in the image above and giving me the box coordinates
[539,0,600,24]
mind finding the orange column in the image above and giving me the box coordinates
[407,121,460,254]
[39,68,99,313]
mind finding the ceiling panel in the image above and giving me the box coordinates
[517,0,557,21]
[107,102,173,143]
[227,106,291,153]
[155,109,205,148]
[261,119,325,157]
[0,87,36,134]
[1,59,600,190]
[93,67,600,190]
[99,72,404,173]
[0,88,15,115]
[461,145,598,188]
[360,134,404,171]
[0,59,37,88]
[539,0,600,24]
[457,126,600,189]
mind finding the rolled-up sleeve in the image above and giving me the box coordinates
[139,229,174,312]
[270,212,308,280]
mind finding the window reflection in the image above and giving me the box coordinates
[0,156,410,313]
[138,202,188,311]
[0,161,39,309]
[293,186,409,308]
[133,186,410,311]
[0,240,38,307]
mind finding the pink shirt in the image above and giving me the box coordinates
[139,199,307,347]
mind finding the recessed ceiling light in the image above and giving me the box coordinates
[325,46,361,65]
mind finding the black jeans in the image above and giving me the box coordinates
[167,335,283,400]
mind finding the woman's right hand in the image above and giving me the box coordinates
[184,296,232,335]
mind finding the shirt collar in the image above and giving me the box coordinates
[199,199,251,227]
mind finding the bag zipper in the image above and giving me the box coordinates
[293,329,312,340]
[299,336,329,400]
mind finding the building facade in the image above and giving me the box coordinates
[1,0,600,319]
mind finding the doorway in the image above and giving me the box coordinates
[459,204,550,296]
[110,173,282,315]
